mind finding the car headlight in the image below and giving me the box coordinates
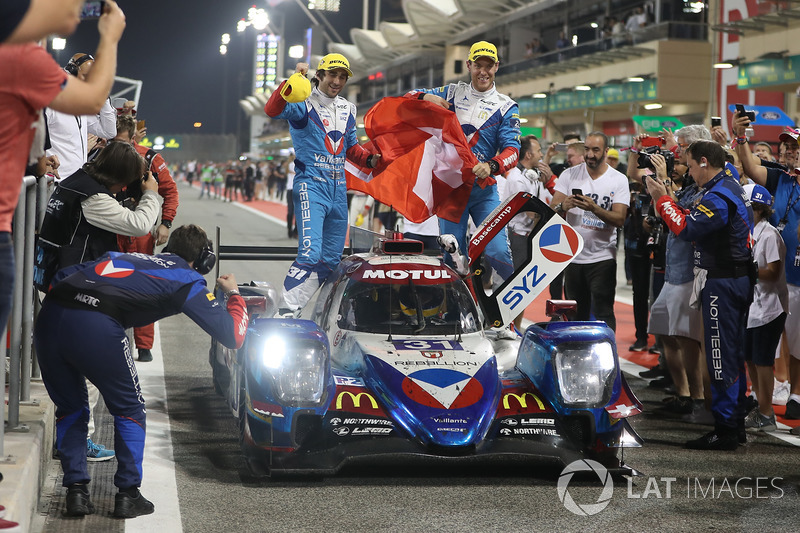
[261,335,327,406]
[554,341,616,406]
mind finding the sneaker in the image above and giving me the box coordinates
[0,519,20,533]
[87,438,115,462]
[628,340,649,352]
[773,379,790,406]
[785,399,800,420]
[685,428,739,450]
[681,401,715,425]
[647,376,673,389]
[648,346,662,355]
[639,364,665,379]
[744,394,758,414]
[137,349,153,362]
[745,411,777,432]
[113,489,155,519]
[65,484,95,517]
[658,395,694,415]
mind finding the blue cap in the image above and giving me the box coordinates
[743,183,773,207]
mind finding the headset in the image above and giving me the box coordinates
[193,239,217,275]
[163,238,217,275]
[64,54,94,76]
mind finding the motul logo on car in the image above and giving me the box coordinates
[362,269,452,280]
[659,200,683,228]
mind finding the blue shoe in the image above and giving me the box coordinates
[87,438,115,462]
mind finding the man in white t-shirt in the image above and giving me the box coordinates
[550,132,630,330]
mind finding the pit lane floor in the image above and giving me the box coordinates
[34,181,799,532]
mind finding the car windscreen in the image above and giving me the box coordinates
[336,278,481,335]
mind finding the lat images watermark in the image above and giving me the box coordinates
[557,459,785,516]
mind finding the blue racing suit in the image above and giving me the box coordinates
[266,84,373,310]
[34,252,248,489]
[655,168,754,430]
[406,82,520,280]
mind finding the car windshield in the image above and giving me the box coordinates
[337,278,481,335]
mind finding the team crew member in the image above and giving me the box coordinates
[265,53,379,312]
[34,225,248,518]
[113,114,180,362]
[645,140,754,451]
[406,41,520,281]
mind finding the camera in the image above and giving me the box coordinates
[647,221,664,252]
[117,172,159,210]
[637,145,675,176]
[640,136,666,148]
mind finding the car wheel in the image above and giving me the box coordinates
[238,386,270,478]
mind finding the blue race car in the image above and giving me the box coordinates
[209,193,643,477]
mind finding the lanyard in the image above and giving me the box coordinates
[780,178,800,226]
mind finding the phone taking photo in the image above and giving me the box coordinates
[711,117,722,128]
[137,120,146,130]
[554,143,569,153]
[572,188,583,197]
[80,0,106,20]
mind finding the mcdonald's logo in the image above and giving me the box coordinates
[502,392,545,411]
[336,391,379,411]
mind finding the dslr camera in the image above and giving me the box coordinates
[637,145,675,176]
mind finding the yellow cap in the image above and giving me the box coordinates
[468,41,498,62]
[607,148,620,159]
[317,53,353,77]
[280,72,312,103]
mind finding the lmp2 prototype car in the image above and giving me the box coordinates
[209,193,643,477]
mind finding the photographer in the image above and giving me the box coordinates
[623,180,655,352]
[646,140,754,451]
[111,114,179,362]
[34,141,161,292]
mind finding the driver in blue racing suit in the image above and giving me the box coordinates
[405,41,520,281]
[645,141,754,451]
[34,225,249,518]
[265,53,379,312]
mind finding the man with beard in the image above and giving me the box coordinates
[549,132,630,330]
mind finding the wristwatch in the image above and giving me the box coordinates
[224,289,240,297]
[488,160,500,175]
[160,219,172,229]
[553,202,564,213]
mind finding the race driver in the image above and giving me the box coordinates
[34,224,248,518]
[645,141,754,451]
[265,53,380,313]
[405,41,520,281]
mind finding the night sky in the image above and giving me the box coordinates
[60,1,404,136]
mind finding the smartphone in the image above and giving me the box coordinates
[572,188,583,196]
[735,103,756,122]
[554,143,569,153]
[80,0,105,20]
[137,120,146,130]
[711,117,722,128]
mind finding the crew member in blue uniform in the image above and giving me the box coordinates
[265,53,380,313]
[645,140,754,450]
[34,225,249,518]
[406,41,521,281]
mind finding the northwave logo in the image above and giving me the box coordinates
[556,459,614,516]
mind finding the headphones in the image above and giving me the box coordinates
[163,238,217,275]
[193,239,217,275]
[65,54,94,76]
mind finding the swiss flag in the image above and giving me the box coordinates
[345,97,478,223]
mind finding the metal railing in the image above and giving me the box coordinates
[2,175,53,458]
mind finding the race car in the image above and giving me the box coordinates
[209,192,643,477]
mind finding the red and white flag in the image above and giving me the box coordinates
[345,97,478,223]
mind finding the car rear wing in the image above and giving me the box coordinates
[468,193,584,328]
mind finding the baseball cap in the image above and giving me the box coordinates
[468,41,498,63]
[280,72,311,103]
[779,129,799,143]
[607,148,620,159]
[317,53,353,77]
[743,183,773,207]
